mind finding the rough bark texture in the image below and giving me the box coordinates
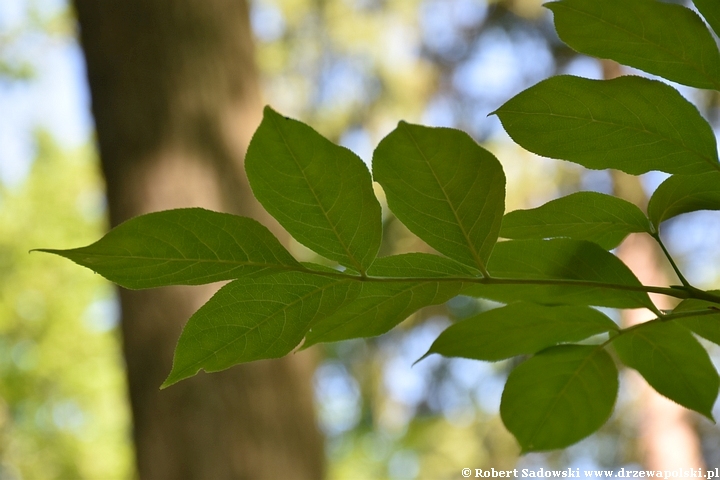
[71,1,326,478]
[603,60,706,470]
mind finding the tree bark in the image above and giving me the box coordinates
[71,1,326,478]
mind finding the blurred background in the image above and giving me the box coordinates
[1,0,720,478]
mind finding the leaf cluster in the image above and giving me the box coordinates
[39,0,720,452]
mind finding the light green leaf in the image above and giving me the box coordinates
[373,122,505,272]
[501,345,618,452]
[36,208,300,289]
[246,106,382,273]
[304,254,468,346]
[547,0,720,90]
[162,271,360,387]
[464,239,654,309]
[494,75,720,175]
[501,192,651,249]
[694,0,720,39]
[613,320,719,419]
[674,297,720,346]
[647,172,720,228]
[426,303,618,362]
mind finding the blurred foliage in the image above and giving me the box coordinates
[0,133,133,479]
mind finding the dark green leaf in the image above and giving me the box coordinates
[547,0,720,90]
[501,192,651,249]
[464,239,654,309]
[647,172,720,228]
[694,0,720,39]
[36,208,300,289]
[613,320,719,419]
[162,271,360,387]
[303,254,468,346]
[426,303,618,362]
[494,75,720,175]
[501,345,618,452]
[246,106,382,273]
[674,297,720,346]
[373,122,505,272]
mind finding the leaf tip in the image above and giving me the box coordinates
[412,350,433,367]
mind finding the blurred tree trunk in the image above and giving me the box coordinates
[71,1,326,478]
[604,60,706,470]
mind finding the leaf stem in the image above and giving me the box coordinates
[652,232,689,287]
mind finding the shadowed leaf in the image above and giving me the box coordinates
[426,303,618,362]
[501,345,618,452]
[501,192,651,249]
[613,320,719,419]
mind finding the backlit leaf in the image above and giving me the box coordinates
[547,0,720,90]
[495,75,720,175]
[426,303,618,362]
[694,0,720,39]
[501,192,651,249]
[162,271,360,387]
[36,208,300,289]
[647,172,720,228]
[613,320,719,419]
[501,345,618,452]
[246,107,382,273]
[465,239,654,309]
[303,254,468,346]
[674,297,720,346]
[373,122,505,272]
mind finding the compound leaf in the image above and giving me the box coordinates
[501,345,618,452]
[373,122,505,272]
[501,192,651,249]
[694,0,720,39]
[304,254,469,346]
[246,106,382,273]
[613,320,719,419]
[36,208,300,289]
[547,0,720,90]
[162,271,360,387]
[647,172,720,228]
[674,297,720,346]
[465,239,654,309]
[426,303,618,362]
[495,75,720,175]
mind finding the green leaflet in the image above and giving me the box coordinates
[373,122,505,272]
[500,192,651,249]
[304,254,470,346]
[162,271,360,387]
[647,172,720,228]
[494,75,720,175]
[547,0,720,90]
[500,345,618,452]
[694,0,720,39]
[465,239,654,309]
[674,297,720,346]
[35,208,300,289]
[612,320,719,419]
[425,303,618,362]
[246,107,382,273]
